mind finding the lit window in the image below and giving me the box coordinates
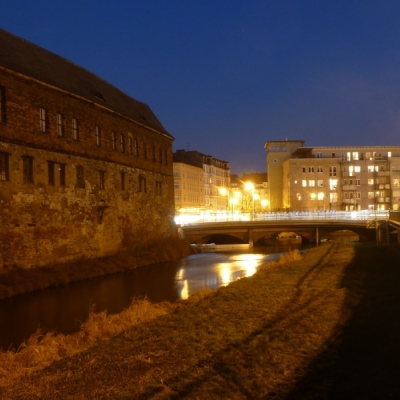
[354,166,361,173]
[329,179,338,190]
[352,152,359,160]
[368,179,374,185]
[309,180,315,187]
[317,192,324,200]
[302,180,307,187]
[317,180,324,187]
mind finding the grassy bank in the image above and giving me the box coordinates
[0,236,193,300]
[1,243,400,399]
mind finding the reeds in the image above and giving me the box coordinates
[0,298,173,386]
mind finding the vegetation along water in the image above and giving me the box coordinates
[1,242,400,399]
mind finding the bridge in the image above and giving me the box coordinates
[178,211,400,246]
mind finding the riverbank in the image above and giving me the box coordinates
[0,236,193,300]
[2,242,400,399]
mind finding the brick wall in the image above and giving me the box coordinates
[0,68,175,268]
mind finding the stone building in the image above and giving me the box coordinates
[265,140,400,211]
[0,28,175,268]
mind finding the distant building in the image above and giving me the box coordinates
[173,150,204,212]
[172,149,230,212]
[265,140,400,211]
[0,28,175,268]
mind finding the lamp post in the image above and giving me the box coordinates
[245,182,255,220]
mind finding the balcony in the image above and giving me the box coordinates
[342,185,356,191]
[376,170,390,177]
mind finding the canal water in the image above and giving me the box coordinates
[0,243,301,351]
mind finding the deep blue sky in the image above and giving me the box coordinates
[2,1,400,174]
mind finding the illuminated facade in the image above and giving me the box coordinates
[173,150,230,212]
[265,141,400,211]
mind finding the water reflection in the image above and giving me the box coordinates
[0,248,290,351]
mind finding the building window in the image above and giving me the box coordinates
[99,171,105,189]
[128,137,133,155]
[22,156,34,184]
[96,126,101,146]
[134,139,138,156]
[368,179,374,185]
[318,180,324,187]
[139,175,147,193]
[59,163,66,186]
[317,166,323,173]
[120,134,125,153]
[331,153,335,158]
[302,180,307,187]
[309,180,315,187]
[329,179,338,190]
[329,166,337,176]
[356,179,361,186]
[309,167,314,173]
[316,152,322,158]
[76,165,85,188]
[112,132,117,150]
[72,118,79,140]
[302,167,306,173]
[174,182,179,189]
[48,161,55,185]
[39,108,47,133]
[56,113,64,137]
[0,152,9,180]
[155,181,162,196]
[0,86,6,123]
[121,171,125,190]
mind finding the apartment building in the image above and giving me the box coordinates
[265,140,400,211]
[173,149,230,212]
[173,150,204,211]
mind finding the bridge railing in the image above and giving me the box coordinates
[175,210,389,225]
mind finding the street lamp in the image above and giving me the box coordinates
[244,182,255,220]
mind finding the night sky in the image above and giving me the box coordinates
[2,1,400,174]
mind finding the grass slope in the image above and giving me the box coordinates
[1,243,400,399]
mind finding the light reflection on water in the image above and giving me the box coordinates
[0,247,293,350]
[175,252,279,299]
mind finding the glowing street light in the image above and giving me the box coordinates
[245,182,255,220]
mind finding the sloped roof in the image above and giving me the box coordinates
[0,28,172,138]
[173,150,203,168]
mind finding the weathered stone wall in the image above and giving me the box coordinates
[0,68,175,269]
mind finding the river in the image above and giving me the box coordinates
[0,243,301,351]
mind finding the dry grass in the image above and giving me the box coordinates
[0,236,193,300]
[0,298,173,386]
[2,243,400,399]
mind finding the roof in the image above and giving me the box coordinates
[0,28,172,138]
[173,150,203,168]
